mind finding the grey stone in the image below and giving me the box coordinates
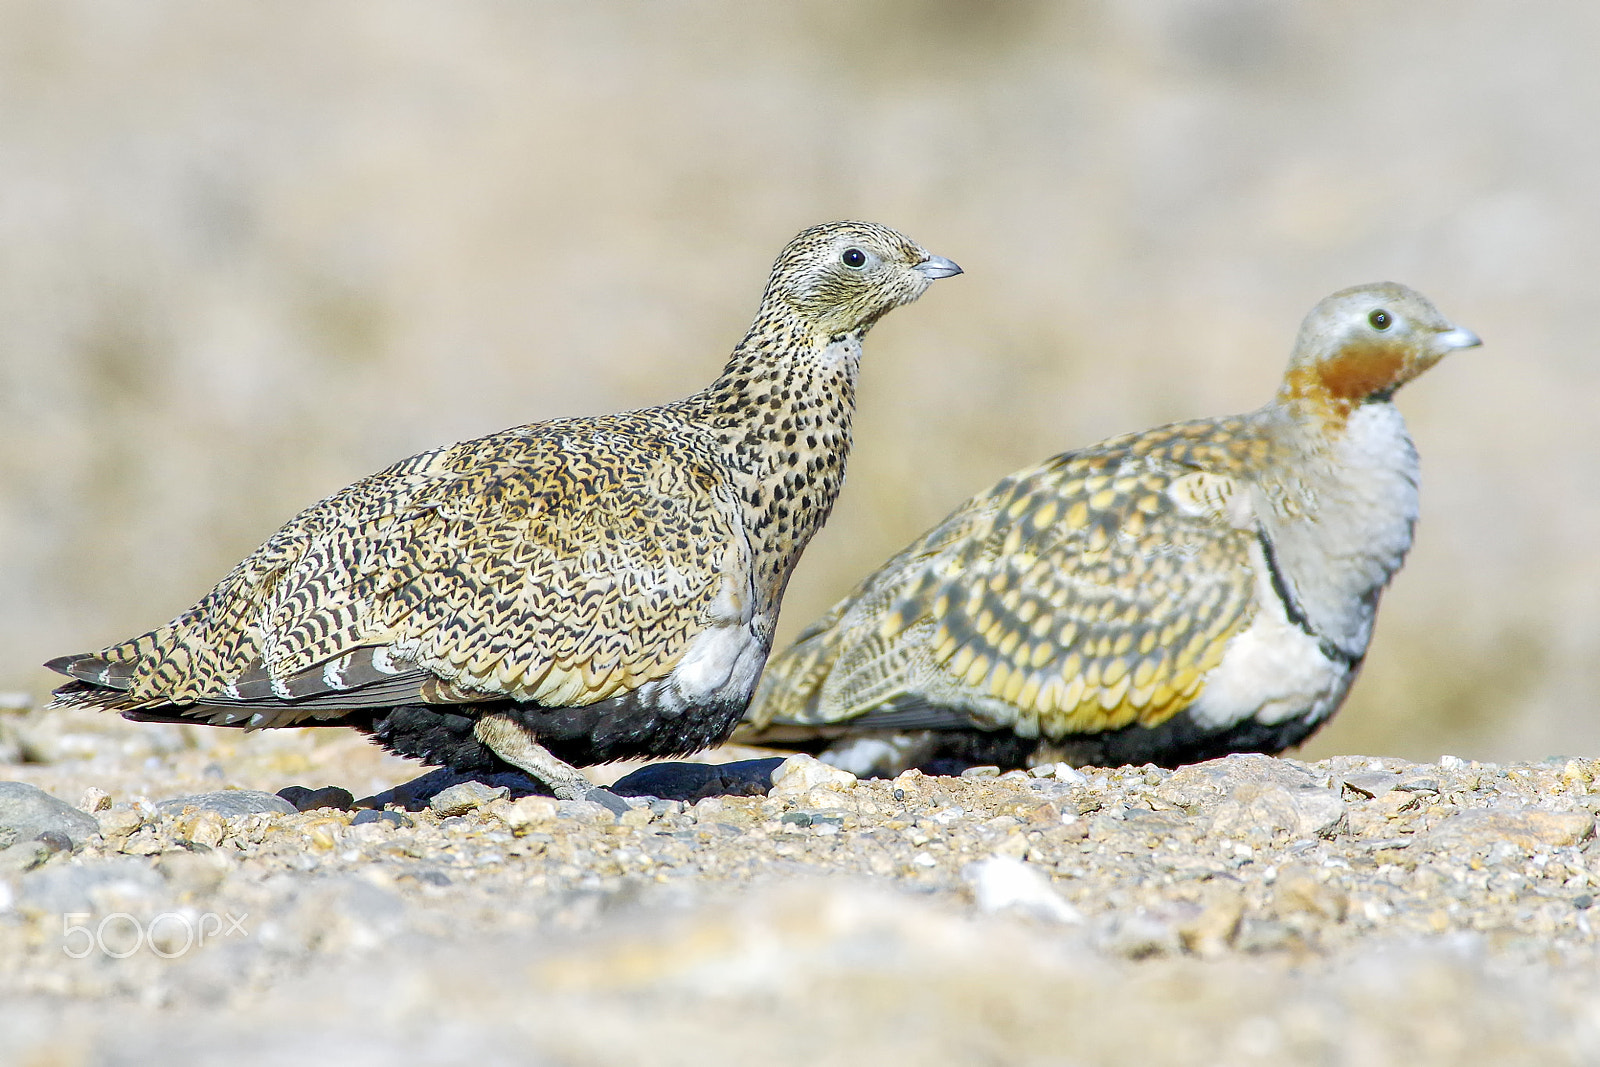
[0,781,100,850]
[351,809,411,829]
[1341,771,1402,798]
[33,831,73,855]
[1207,782,1346,840]
[1156,754,1327,810]
[1421,808,1595,851]
[558,799,618,824]
[429,780,509,817]
[583,786,634,815]
[157,790,296,818]
[398,869,452,888]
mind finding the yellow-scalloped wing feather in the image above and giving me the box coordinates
[750,417,1269,740]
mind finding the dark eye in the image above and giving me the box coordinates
[841,248,867,268]
[1369,309,1392,330]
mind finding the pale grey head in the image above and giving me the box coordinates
[1281,282,1480,407]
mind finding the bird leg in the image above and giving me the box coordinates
[474,713,632,815]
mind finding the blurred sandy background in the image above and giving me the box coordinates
[1,1,1595,765]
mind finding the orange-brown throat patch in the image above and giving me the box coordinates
[1282,342,1410,420]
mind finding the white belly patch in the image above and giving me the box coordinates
[1187,536,1354,731]
[1187,615,1348,730]
[668,622,768,709]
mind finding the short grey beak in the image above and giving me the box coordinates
[1436,326,1482,351]
[917,255,963,280]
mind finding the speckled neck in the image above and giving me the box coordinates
[681,303,865,622]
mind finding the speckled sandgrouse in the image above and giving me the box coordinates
[47,221,961,809]
[739,282,1479,776]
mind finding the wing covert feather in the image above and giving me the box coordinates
[753,418,1270,738]
[96,417,741,710]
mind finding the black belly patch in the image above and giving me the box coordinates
[355,690,750,772]
[822,707,1332,775]
[1067,711,1329,768]
[360,705,507,773]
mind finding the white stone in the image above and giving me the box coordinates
[769,755,857,798]
[963,856,1082,923]
[1052,765,1089,787]
[497,795,559,831]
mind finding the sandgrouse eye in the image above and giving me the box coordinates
[1369,309,1392,330]
[841,248,867,268]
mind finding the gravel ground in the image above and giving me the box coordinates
[3,702,1600,1066]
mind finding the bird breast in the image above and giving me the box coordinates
[1259,399,1420,654]
[1184,535,1353,731]
[1186,400,1420,733]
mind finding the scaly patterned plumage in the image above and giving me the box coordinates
[47,221,961,808]
[740,283,1479,775]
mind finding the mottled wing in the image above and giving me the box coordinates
[52,417,740,723]
[750,419,1268,740]
[744,496,994,728]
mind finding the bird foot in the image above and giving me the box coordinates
[475,713,633,816]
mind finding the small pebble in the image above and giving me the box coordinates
[769,755,857,797]
[351,810,411,829]
[497,796,560,832]
[1341,771,1401,799]
[157,791,296,818]
[1052,765,1090,787]
[963,856,1081,924]
[429,781,510,818]
[557,799,617,825]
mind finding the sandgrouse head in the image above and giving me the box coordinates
[764,220,962,339]
[1281,282,1481,410]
